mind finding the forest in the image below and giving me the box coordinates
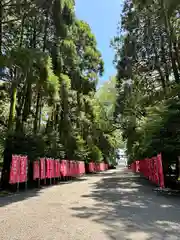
[112,0,180,176]
[0,0,122,185]
[0,0,180,186]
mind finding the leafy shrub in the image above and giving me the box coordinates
[89,145,103,162]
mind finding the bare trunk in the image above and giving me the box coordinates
[162,1,180,83]
[43,10,49,52]
[34,87,41,134]
[173,39,180,71]
[19,14,25,47]
[22,82,32,128]
[32,16,37,48]
[178,156,180,180]
[0,1,2,55]
[152,38,167,93]
[8,82,17,131]
[160,33,169,84]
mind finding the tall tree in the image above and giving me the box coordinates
[112,0,180,166]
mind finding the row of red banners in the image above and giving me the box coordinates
[87,162,109,173]
[9,155,28,184]
[129,153,165,188]
[9,155,109,184]
[33,159,86,180]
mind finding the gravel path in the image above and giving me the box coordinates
[0,168,180,240]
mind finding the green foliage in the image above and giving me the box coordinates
[1,0,122,179]
[89,145,103,162]
[74,135,89,161]
[133,99,180,161]
[112,0,180,166]
[94,76,124,164]
[3,130,65,162]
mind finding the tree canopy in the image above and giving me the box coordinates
[0,0,120,183]
[112,0,180,168]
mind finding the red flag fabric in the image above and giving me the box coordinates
[157,153,165,188]
[19,156,28,183]
[88,162,94,172]
[130,153,165,188]
[79,161,85,174]
[154,157,159,185]
[54,160,59,178]
[46,158,54,178]
[33,161,40,180]
[60,160,67,177]
[40,158,46,179]
[9,155,19,184]
[46,159,51,178]
[50,159,55,178]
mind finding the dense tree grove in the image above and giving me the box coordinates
[112,0,180,172]
[0,0,121,185]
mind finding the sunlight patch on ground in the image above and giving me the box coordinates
[156,220,180,231]
[160,204,173,208]
[117,187,139,193]
[131,182,142,187]
[126,231,150,240]
[120,199,148,208]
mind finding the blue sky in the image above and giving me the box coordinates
[75,0,123,85]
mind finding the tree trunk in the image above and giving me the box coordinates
[162,2,180,83]
[76,91,81,129]
[0,1,2,55]
[160,34,169,84]
[8,82,17,131]
[33,11,49,133]
[152,37,167,93]
[173,39,180,71]
[32,16,37,48]
[34,87,41,134]
[43,10,49,52]
[178,156,180,180]
[19,14,25,47]
[2,78,17,188]
[38,103,42,131]
[22,82,32,128]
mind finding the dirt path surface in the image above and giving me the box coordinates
[0,168,180,240]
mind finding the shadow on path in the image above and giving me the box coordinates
[71,170,180,239]
[0,177,87,208]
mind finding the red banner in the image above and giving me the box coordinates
[33,161,40,180]
[65,160,69,177]
[54,160,59,178]
[71,161,74,176]
[78,161,84,175]
[58,161,61,177]
[9,155,19,184]
[60,160,67,177]
[50,159,55,178]
[40,158,46,179]
[157,153,165,188]
[87,162,107,173]
[69,161,72,176]
[46,159,51,178]
[19,156,28,183]
[88,162,95,172]
[75,161,77,175]
[10,156,106,183]
[129,153,165,188]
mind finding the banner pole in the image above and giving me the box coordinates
[38,159,40,188]
[25,156,28,191]
[17,155,20,193]
[44,158,46,185]
[53,160,56,184]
